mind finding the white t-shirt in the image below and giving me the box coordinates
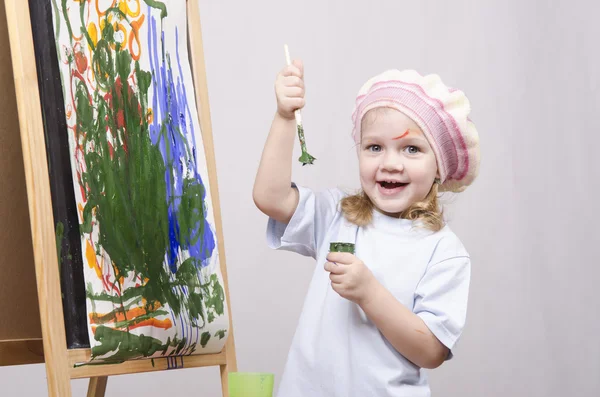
[267,185,471,397]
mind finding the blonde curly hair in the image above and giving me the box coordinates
[340,182,444,232]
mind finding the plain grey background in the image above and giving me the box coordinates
[1,0,599,396]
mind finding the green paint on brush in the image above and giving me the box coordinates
[296,124,316,165]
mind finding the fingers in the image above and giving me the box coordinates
[326,252,355,264]
[329,273,343,284]
[280,83,304,98]
[275,60,305,118]
[324,261,346,274]
[292,59,304,77]
[276,75,304,97]
[282,75,304,89]
[281,63,303,79]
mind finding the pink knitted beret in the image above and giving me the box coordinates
[351,69,480,192]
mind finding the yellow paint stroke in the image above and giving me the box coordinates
[96,0,116,17]
[87,22,98,48]
[125,0,141,18]
[115,23,128,47]
[86,239,103,280]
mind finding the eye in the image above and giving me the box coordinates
[404,145,420,154]
[366,144,382,153]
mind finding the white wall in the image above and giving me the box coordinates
[1,0,599,395]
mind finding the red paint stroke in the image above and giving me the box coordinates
[392,130,410,140]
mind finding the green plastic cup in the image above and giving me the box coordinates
[228,372,274,397]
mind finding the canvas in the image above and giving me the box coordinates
[48,0,229,363]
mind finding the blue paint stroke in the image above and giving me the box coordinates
[147,12,215,275]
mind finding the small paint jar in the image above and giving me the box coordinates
[329,242,355,254]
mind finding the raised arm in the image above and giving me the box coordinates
[252,60,305,224]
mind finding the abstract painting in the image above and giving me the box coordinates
[47,0,229,363]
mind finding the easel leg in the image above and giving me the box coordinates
[220,363,230,397]
[87,376,108,397]
[219,335,238,397]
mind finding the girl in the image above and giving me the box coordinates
[253,61,480,397]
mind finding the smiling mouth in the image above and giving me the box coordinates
[378,181,408,189]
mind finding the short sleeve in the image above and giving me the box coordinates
[266,184,340,259]
[413,247,471,358]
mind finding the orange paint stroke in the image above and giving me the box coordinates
[89,305,149,324]
[77,202,84,219]
[147,108,153,124]
[127,318,172,330]
[392,130,410,140]
[90,318,172,334]
[129,14,144,61]
[86,239,103,280]
[89,303,171,330]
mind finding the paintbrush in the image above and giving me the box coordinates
[284,44,316,166]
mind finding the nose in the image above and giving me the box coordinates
[380,151,404,172]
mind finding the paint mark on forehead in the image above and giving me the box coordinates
[392,130,410,140]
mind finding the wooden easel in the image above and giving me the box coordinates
[0,0,237,396]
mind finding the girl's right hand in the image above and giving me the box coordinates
[275,59,305,120]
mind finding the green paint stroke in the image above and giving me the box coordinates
[91,326,186,362]
[55,221,64,269]
[143,0,168,19]
[203,274,225,324]
[200,332,211,348]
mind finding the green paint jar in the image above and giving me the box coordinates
[228,372,274,397]
[329,242,355,254]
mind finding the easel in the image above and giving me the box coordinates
[0,1,237,396]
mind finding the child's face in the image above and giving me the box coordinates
[358,108,438,217]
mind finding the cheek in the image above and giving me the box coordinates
[412,156,437,181]
[358,157,377,180]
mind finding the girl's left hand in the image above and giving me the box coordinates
[324,252,379,305]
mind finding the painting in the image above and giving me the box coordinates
[39,0,229,363]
